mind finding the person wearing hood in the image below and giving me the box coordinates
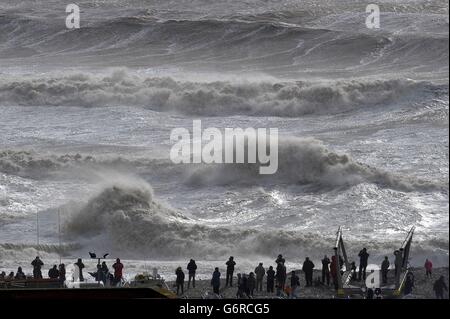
[175,266,185,295]
[211,267,221,295]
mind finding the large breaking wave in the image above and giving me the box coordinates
[61,181,448,260]
[0,70,445,116]
[186,137,447,192]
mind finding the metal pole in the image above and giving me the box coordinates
[58,209,62,265]
[36,211,40,247]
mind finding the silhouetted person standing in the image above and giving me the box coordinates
[48,265,59,279]
[266,266,275,293]
[366,288,374,299]
[276,261,287,290]
[31,256,43,279]
[241,274,249,297]
[433,276,448,299]
[254,263,265,292]
[330,255,338,290]
[302,257,315,287]
[211,267,221,294]
[187,259,197,288]
[236,273,244,298]
[350,261,357,281]
[15,267,26,280]
[58,264,66,284]
[75,258,85,282]
[404,272,415,296]
[112,258,123,286]
[321,255,330,285]
[290,271,300,299]
[225,256,236,287]
[358,248,369,281]
[248,272,256,297]
[175,267,185,295]
[381,256,390,284]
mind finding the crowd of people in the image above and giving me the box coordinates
[0,256,124,287]
[0,250,448,299]
[172,251,448,299]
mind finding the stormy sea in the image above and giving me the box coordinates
[0,0,448,280]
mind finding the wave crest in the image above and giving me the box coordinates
[1,70,443,116]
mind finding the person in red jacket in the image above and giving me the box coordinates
[424,259,433,278]
[330,255,338,290]
[112,258,124,286]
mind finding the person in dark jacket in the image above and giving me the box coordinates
[225,256,236,287]
[242,274,249,297]
[276,261,287,290]
[381,256,390,284]
[254,263,265,292]
[321,255,330,285]
[350,261,357,281]
[58,264,66,283]
[302,257,315,287]
[15,267,26,280]
[48,265,59,279]
[404,272,415,295]
[290,271,300,299]
[366,288,374,299]
[94,264,105,283]
[74,258,85,282]
[266,266,275,293]
[31,256,44,279]
[211,267,221,294]
[236,273,244,298]
[358,248,369,281]
[187,259,197,289]
[433,276,448,299]
[175,267,185,295]
[248,272,256,297]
